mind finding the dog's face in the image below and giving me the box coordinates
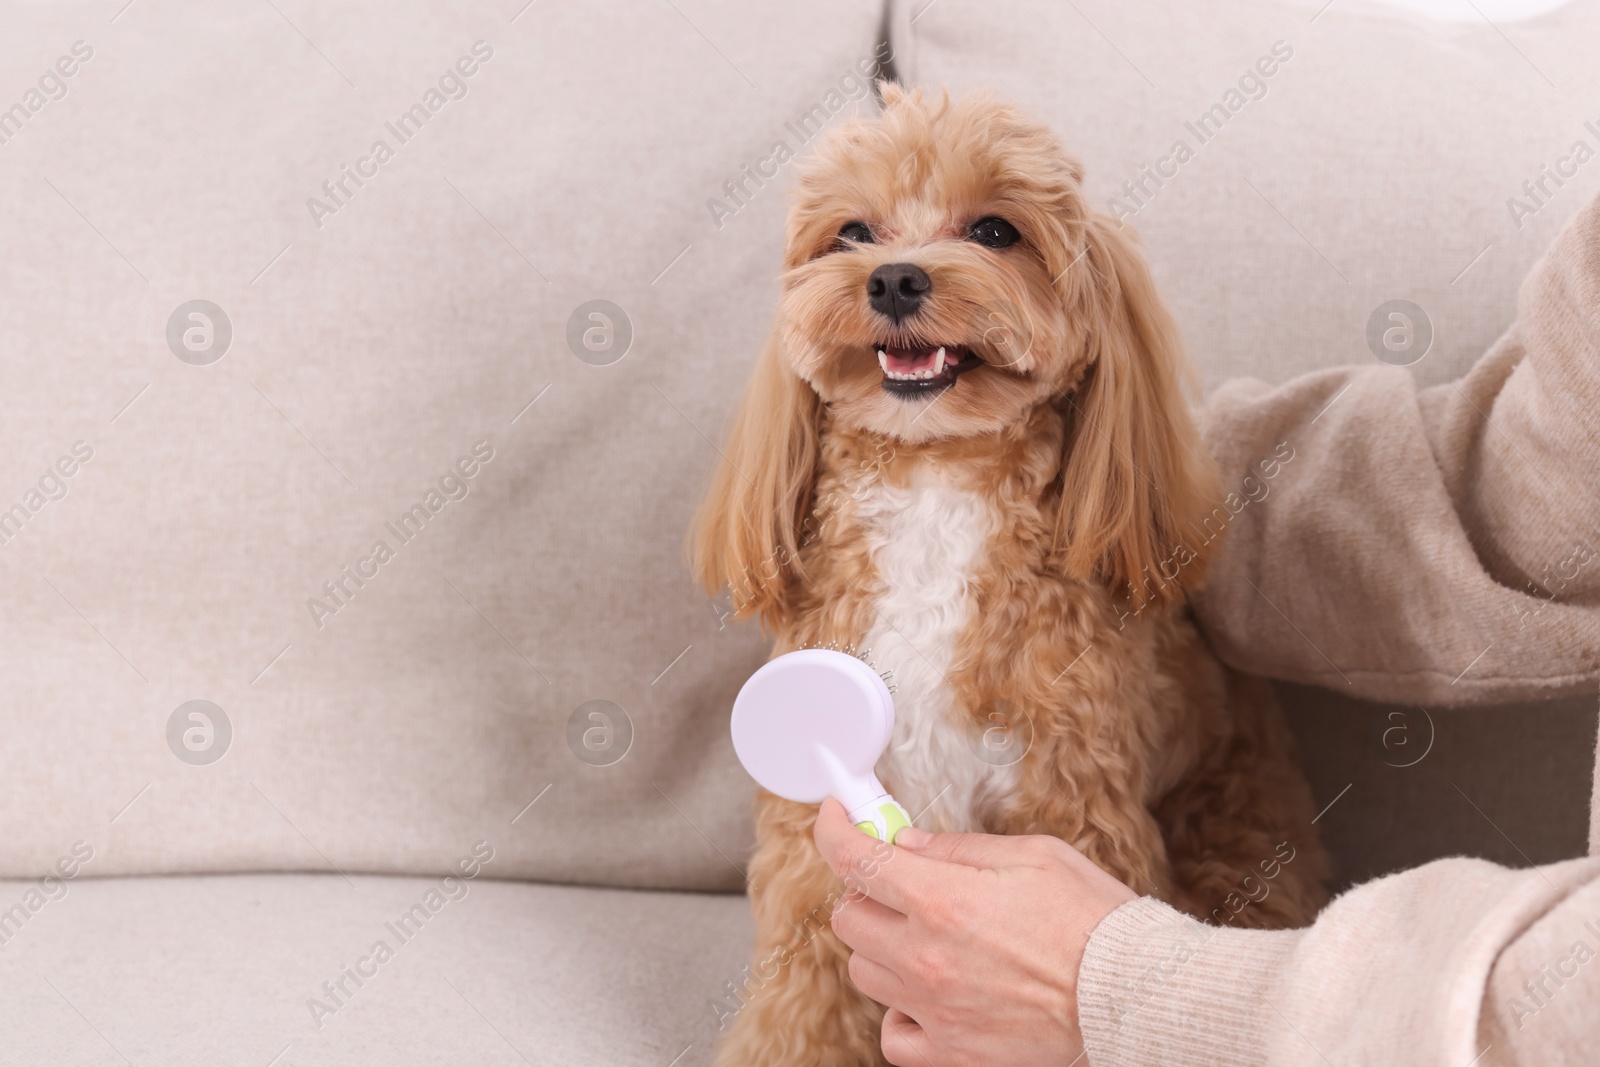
[693,87,1218,621]
[777,88,1094,443]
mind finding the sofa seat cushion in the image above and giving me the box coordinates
[0,874,750,1066]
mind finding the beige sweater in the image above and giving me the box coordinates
[1077,193,1600,1065]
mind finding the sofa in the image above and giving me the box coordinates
[1,0,1595,1062]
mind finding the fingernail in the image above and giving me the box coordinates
[895,826,932,848]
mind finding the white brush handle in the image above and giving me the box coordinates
[815,746,911,843]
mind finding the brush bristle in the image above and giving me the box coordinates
[794,641,897,693]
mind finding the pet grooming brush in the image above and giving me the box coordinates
[730,647,912,844]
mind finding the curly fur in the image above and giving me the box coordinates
[692,86,1330,1067]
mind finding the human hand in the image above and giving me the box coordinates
[813,798,1137,1066]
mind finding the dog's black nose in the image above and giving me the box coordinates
[867,263,931,321]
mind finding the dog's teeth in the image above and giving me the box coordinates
[877,348,889,374]
[933,347,946,375]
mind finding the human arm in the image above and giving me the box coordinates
[1077,852,1600,1067]
[1191,193,1600,709]
[1098,193,1600,1064]
[816,796,1600,1067]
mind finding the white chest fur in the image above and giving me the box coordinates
[855,468,1017,833]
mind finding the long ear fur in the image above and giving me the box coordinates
[1054,214,1223,609]
[690,331,822,623]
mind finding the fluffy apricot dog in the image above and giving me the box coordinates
[693,85,1329,1066]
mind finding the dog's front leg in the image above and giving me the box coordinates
[715,791,889,1067]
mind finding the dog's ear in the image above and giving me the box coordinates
[691,330,822,624]
[1052,214,1222,610]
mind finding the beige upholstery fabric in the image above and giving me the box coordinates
[0,872,751,1066]
[0,0,885,891]
[891,0,1600,390]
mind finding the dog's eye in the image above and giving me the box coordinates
[968,216,1020,249]
[836,221,875,247]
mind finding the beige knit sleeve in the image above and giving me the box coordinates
[1076,856,1600,1067]
[1188,193,1600,708]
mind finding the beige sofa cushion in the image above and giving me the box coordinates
[891,0,1600,389]
[0,873,749,1065]
[0,0,884,890]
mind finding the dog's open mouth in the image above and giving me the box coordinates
[876,343,983,396]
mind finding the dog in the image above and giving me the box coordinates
[693,85,1329,1066]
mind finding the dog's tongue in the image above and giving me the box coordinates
[881,344,943,375]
